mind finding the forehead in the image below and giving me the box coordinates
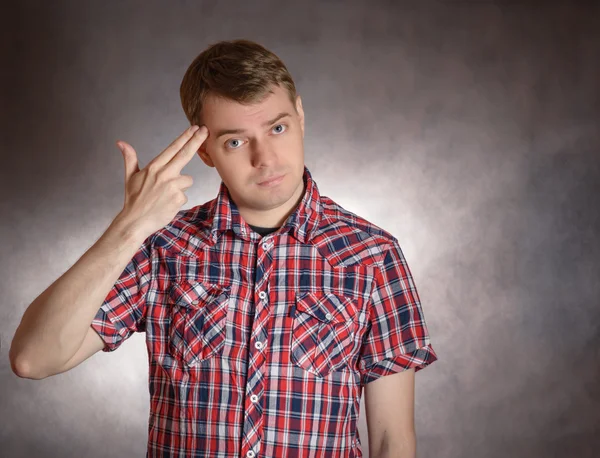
[202,84,293,126]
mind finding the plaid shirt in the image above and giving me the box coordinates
[91,165,438,457]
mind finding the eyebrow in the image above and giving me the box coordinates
[215,112,292,139]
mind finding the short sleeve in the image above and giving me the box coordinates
[90,234,154,352]
[358,237,438,385]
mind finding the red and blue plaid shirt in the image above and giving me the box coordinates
[91,165,438,457]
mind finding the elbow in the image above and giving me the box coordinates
[10,355,31,379]
[9,350,46,380]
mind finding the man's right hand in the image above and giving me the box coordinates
[113,124,209,240]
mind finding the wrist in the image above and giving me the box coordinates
[106,211,148,246]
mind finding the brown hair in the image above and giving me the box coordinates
[180,39,298,127]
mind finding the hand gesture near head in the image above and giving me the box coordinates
[115,125,209,239]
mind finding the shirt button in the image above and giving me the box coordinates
[259,291,267,300]
[262,242,269,250]
[255,341,263,349]
[325,313,332,321]
[250,394,259,403]
[246,451,255,458]
[192,300,199,305]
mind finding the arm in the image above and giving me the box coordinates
[9,212,147,380]
[359,236,438,457]
[364,368,416,458]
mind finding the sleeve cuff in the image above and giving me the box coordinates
[90,307,127,352]
[360,344,438,385]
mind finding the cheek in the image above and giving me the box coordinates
[284,132,302,152]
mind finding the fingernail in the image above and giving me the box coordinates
[189,125,199,133]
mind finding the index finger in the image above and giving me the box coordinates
[165,125,209,173]
[153,125,203,168]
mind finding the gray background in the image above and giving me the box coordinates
[2,1,599,457]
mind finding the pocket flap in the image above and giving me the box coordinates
[295,291,357,324]
[169,280,230,308]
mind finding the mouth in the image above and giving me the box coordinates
[257,173,286,186]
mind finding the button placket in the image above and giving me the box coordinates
[241,236,273,457]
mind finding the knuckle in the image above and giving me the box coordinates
[147,162,160,174]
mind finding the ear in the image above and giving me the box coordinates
[197,140,215,168]
[296,95,305,138]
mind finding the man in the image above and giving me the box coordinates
[10,39,438,457]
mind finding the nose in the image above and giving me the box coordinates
[250,139,278,168]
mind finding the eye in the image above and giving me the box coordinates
[225,138,243,149]
[273,123,287,134]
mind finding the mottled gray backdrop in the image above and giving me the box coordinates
[1,1,599,457]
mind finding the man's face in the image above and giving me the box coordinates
[196,84,306,225]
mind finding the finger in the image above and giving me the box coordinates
[152,125,202,168]
[174,174,194,191]
[166,125,209,174]
[118,141,140,184]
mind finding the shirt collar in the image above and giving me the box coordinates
[209,165,322,245]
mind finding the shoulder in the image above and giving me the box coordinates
[313,195,398,268]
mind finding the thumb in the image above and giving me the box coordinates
[117,141,140,184]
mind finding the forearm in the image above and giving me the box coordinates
[9,213,146,379]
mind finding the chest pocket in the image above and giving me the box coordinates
[290,291,358,377]
[168,280,230,367]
